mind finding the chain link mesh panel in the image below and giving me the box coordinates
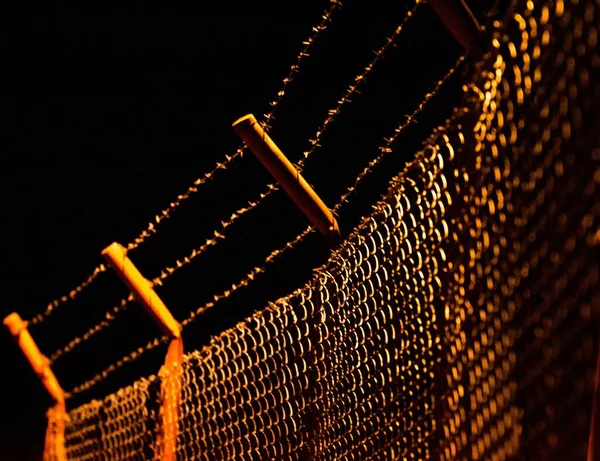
[65,378,157,460]
[59,0,599,459]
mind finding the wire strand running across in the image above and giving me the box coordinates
[25,0,344,328]
[66,53,463,397]
[49,0,424,364]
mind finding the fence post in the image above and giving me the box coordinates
[233,113,340,245]
[3,313,67,461]
[233,114,342,458]
[102,242,182,461]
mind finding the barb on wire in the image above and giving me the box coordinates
[49,0,421,363]
[27,0,343,329]
[49,295,134,363]
[262,0,342,130]
[28,265,107,326]
[180,226,314,327]
[68,335,169,397]
[126,150,244,252]
[298,0,423,167]
[65,52,462,398]
[333,55,465,211]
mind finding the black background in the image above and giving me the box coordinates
[1,1,493,458]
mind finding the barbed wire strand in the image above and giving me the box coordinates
[153,0,423,282]
[125,0,344,252]
[333,55,465,211]
[67,52,463,398]
[28,265,107,326]
[26,0,343,328]
[49,295,134,363]
[49,0,423,363]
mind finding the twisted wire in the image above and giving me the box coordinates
[65,51,462,396]
[49,0,423,363]
[26,0,343,328]
[60,2,600,460]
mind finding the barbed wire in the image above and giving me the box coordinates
[332,55,465,211]
[26,0,343,328]
[152,0,423,282]
[61,2,600,458]
[66,51,463,398]
[49,0,423,363]
[28,265,107,326]
[49,295,134,363]
[68,335,170,397]
[124,0,343,251]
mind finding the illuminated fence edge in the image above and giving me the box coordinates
[60,0,599,460]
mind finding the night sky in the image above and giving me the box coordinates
[1,2,494,458]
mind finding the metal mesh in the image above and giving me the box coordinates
[65,378,157,460]
[61,0,600,459]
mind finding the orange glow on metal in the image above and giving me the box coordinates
[44,402,67,461]
[102,242,181,339]
[102,242,183,461]
[232,114,340,239]
[158,337,183,461]
[3,312,65,405]
[4,313,67,460]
